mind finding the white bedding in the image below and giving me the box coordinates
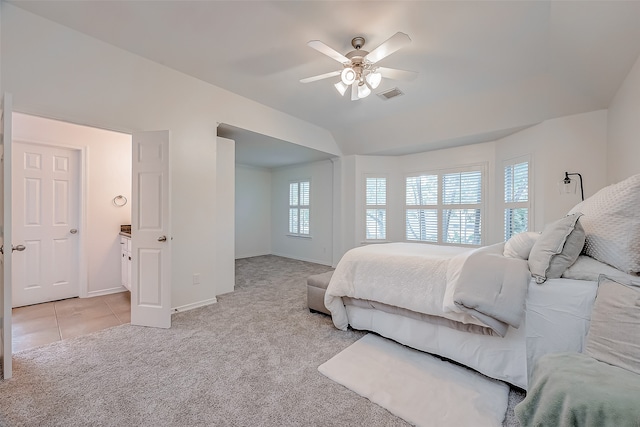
[325,243,471,330]
[325,242,530,337]
[445,243,530,335]
[344,276,598,389]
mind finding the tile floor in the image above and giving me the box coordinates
[12,292,131,353]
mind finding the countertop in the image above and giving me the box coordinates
[120,224,131,238]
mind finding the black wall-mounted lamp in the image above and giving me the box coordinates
[560,172,584,201]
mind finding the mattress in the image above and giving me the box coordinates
[343,276,598,390]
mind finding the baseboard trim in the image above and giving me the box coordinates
[172,298,218,314]
[86,286,128,297]
[235,251,271,260]
[270,252,332,266]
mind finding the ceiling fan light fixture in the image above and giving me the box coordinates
[341,67,357,85]
[334,81,348,96]
[366,71,382,89]
[357,82,371,99]
[301,32,416,102]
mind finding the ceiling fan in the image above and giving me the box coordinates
[300,32,418,101]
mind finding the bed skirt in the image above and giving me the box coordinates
[345,304,528,388]
[343,276,599,390]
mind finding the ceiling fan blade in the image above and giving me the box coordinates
[377,66,418,81]
[300,70,341,83]
[351,82,359,101]
[307,40,350,64]
[364,32,411,64]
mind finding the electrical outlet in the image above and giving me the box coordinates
[193,273,200,285]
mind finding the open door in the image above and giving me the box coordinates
[130,130,171,328]
[1,94,14,379]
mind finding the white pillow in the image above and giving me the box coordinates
[528,213,585,284]
[585,275,640,376]
[562,255,637,282]
[568,173,640,274]
[504,231,540,260]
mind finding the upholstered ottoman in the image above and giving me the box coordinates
[307,271,333,315]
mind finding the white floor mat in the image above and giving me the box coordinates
[318,334,509,427]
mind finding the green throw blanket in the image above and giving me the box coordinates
[515,352,640,427]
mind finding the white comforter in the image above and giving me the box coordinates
[325,242,530,337]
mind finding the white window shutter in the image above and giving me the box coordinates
[365,177,387,240]
[405,168,484,245]
[504,160,530,240]
[289,180,310,236]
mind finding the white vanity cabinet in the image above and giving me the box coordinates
[120,235,132,291]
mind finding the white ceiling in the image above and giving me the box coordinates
[9,1,640,167]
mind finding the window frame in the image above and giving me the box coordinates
[364,175,388,242]
[503,155,532,241]
[288,179,311,238]
[404,164,486,247]
[405,173,439,243]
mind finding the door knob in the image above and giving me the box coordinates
[157,235,167,242]
[13,245,26,252]
[70,229,78,234]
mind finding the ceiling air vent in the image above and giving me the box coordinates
[377,87,404,101]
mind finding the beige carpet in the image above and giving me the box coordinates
[0,255,524,426]
[319,334,509,427]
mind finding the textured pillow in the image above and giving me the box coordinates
[585,275,640,375]
[568,173,640,274]
[504,231,541,260]
[528,213,585,284]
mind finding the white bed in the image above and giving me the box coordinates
[324,174,640,390]
[324,238,599,389]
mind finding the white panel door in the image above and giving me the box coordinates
[131,130,171,328]
[12,142,80,307]
[1,94,14,379]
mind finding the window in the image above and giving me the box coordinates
[289,180,310,236]
[405,167,484,245]
[365,177,387,240]
[504,159,530,240]
[406,175,438,242]
[442,171,482,245]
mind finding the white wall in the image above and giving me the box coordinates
[607,53,640,184]
[271,160,333,265]
[336,110,608,259]
[336,155,356,265]
[12,112,131,296]
[496,110,608,229]
[215,137,235,296]
[235,164,272,259]
[1,4,341,309]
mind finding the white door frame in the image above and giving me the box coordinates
[2,93,14,379]
[12,139,88,300]
[7,114,172,330]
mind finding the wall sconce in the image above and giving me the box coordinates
[559,172,584,201]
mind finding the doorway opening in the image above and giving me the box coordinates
[218,123,336,267]
[11,113,132,352]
